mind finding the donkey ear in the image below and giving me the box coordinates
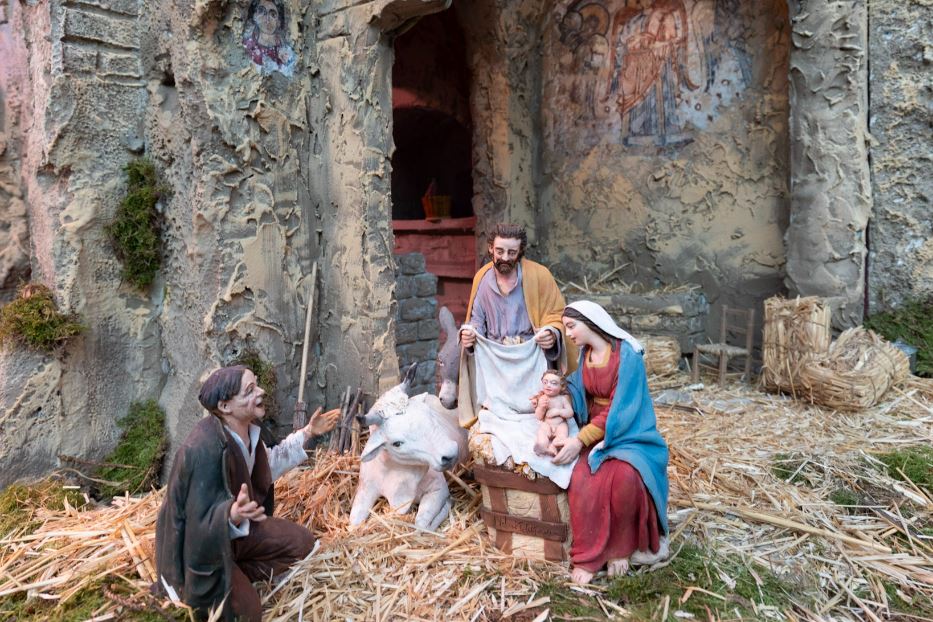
[401,362,418,389]
[360,428,386,462]
[438,306,456,333]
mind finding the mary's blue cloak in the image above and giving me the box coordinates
[566,341,670,534]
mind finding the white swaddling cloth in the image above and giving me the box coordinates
[468,330,578,488]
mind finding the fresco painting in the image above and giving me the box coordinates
[242,0,296,76]
[553,0,751,148]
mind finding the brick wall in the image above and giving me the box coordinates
[395,253,439,396]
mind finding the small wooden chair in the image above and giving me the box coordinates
[691,306,755,385]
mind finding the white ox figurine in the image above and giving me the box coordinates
[349,364,468,530]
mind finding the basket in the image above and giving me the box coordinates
[473,458,570,562]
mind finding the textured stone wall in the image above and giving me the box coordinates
[867,0,933,312]
[460,0,790,336]
[394,253,439,396]
[784,0,871,329]
[0,0,450,485]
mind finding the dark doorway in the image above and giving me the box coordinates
[391,8,476,326]
[391,9,473,221]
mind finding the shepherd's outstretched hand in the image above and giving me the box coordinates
[551,436,583,465]
[230,483,267,525]
[302,406,340,440]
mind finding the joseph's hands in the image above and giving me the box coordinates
[534,328,556,349]
[551,436,583,465]
[230,483,266,526]
[302,407,340,440]
[460,327,476,349]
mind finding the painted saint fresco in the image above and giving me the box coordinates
[242,0,296,77]
[553,0,751,148]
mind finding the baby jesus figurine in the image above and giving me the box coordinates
[531,370,574,456]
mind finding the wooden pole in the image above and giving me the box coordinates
[294,262,318,431]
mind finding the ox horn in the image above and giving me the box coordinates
[401,362,418,393]
[358,409,385,427]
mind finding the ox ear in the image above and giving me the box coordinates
[401,363,418,392]
[360,428,386,462]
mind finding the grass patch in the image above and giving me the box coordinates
[884,581,933,618]
[0,579,187,621]
[106,158,168,290]
[865,299,932,376]
[0,284,83,352]
[605,542,801,619]
[94,400,168,499]
[772,453,810,484]
[874,446,933,493]
[0,478,86,538]
[829,487,860,509]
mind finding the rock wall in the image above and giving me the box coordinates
[460,0,790,335]
[394,252,439,396]
[784,0,871,329]
[867,0,933,312]
[0,0,450,485]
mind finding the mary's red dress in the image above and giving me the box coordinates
[568,344,662,572]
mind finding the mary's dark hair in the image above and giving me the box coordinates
[561,306,618,350]
[199,365,248,415]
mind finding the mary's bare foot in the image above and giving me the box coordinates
[570,567,595,584]
[607,558,630,577]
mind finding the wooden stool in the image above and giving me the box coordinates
[691,306,755,385]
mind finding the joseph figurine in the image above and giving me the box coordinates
[457,223,575,427]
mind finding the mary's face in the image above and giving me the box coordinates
[253,0,280,37]
[562,316,596,348]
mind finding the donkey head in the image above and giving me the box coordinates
[436,306,460,409]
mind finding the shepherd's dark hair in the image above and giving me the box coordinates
[561,306,619,351]
[486,223,527,254]
[247,0,286,33]
[199,365,248,415]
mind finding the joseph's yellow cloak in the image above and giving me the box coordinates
[457,258,577,428]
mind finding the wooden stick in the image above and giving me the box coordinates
[295,261,318,431]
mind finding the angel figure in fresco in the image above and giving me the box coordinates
[559,3,613,119]
[604,0,701,146]
[242,0,296,77]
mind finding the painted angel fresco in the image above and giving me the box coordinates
[242,0,296,77]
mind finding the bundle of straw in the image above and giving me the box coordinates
[641,336,681,376]
[798,327,910,411]
[761,296,831,393]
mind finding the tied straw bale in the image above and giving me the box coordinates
[762,296,832,393]
[641,335,681,377]
[798,327,911,411]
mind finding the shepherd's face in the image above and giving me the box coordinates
[218,369,267,424]
[253,0,280,37]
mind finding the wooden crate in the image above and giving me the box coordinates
[473,460,570,562]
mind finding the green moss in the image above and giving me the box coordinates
[0,284,84,352]
[535,580,612,620]
[0,478,86,538]
[829,488,860,509]
[0,579,188,621]
[605,542,800,619]
[772,453,809,484]
[95,400,167,499]
[883,581,933,617]
[874,446,933,492]
[106,158,168,290]
[865,299,933,376]
[232,348,279,422]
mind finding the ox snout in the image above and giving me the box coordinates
[440,453,457,470]
[437,439,459,471]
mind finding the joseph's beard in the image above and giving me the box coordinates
[494,259,518,274]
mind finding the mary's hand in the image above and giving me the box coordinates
[551,436,583,465]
